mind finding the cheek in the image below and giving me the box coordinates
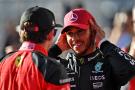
[66,36,72,47]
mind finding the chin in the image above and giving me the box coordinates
[73,48,89,56]
[74,50,84,56]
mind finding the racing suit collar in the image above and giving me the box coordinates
[76,48,103,65]
[19,41,48,56]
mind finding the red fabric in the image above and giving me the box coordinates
[0,42,70,90]
[129,77,135,90]
[62,8,95,33]
[0,51,46,90]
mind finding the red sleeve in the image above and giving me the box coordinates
[129,77,135,90]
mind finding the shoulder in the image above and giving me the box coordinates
[32,51,69,85]
[0,51,16,62]
[32,51,63,69]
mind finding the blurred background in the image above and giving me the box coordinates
[0,0,135,58]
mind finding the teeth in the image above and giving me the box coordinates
[72,41,82,48]
[74,43,81,47]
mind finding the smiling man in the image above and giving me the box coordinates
[49,8,135,90]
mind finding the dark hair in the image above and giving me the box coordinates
[89,26,96,47]
[20,21,51,43]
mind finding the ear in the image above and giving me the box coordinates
[46,31,54,41]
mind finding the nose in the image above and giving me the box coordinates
[71,33,80,41]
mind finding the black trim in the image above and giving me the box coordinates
[48,44,62,58]
[32,51,69,85]
[32,51,47,77]
[0,51,16,62]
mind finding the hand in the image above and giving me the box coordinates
[89,19,105,46]
[113,12,127,26]
[55,33,70,51]
[129,36,135,57]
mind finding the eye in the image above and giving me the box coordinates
[78,29,83,33]
[66,32,74,36]
[77,29,85,35]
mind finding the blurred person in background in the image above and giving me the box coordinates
[128,6,135,90]
[0,6,70,90]
[109,7,135,90]
[49,8,135,90]
[109,10,133,52]
[5,45,15,54]
[3,20,21,54]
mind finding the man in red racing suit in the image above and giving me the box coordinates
[0,6,70,90]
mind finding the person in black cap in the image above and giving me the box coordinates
[49,8,135,90]
[0,6,70,90]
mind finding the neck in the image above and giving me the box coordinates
[85,45,96,55]
[77,44,97,57]
[38,41,50,51]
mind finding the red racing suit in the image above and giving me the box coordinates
[129,77,135,90]
[0,42,70,90]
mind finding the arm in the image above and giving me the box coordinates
[100,40,135,85]
[109,12,127,45]
[49,32,71,58]
[45,58,70,90]
[48,45,62,58]
[92,19,135,86]
[129,36,135,57]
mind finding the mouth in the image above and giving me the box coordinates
[74,43,81,48]
[73,42,83,50]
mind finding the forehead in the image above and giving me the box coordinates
[66,27,86,33]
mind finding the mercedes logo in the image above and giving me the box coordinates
[70,13,78,22]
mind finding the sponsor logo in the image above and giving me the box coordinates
[90,75,105,81]
[70,13,78,22]
[93,82,103,89]
[59,78,70,84]
[71,85,76,88]
[15,56,22,67]
[69,77,75,82]
[67,72,76,75]
[92,62,103,73]
[115,48,135,65]
[79,58,85,64]
[88,53,100,61]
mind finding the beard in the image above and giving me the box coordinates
[75,37,96,57]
